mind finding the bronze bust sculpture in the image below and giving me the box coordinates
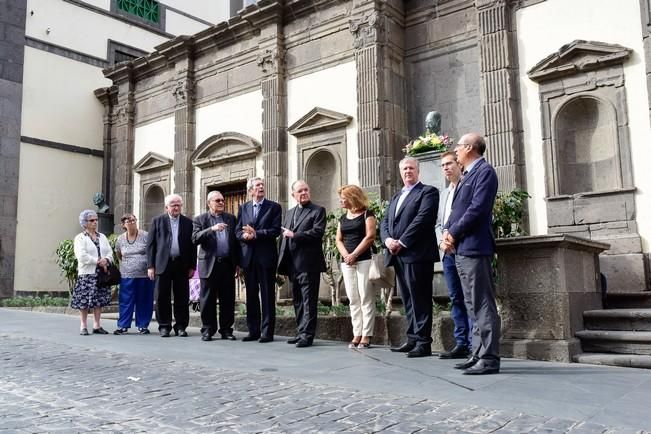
[93,192,110,214]
[425,111,441,135]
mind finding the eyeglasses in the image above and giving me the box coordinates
[124,218,137,223]
[212,199,225,203]
[87,219,98,222]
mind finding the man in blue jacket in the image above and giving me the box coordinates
[443,133,501,375]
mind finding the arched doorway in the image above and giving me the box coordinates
[143,184,164,230]
[305,150,338,212]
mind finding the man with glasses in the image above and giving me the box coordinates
[146,194,196,338]
[442,133,500,375]
[236,177,282,343]
[192,191,239,341]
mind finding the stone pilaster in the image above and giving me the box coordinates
[350,1,408,199]
[476,0,525,192]
[94,86,118,205]
[0,0,26,296]
[160,37,195,216]
[105,65,135,233]
[259,45,288,209]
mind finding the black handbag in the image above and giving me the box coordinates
[97,262,121,287]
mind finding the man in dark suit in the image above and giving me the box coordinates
[147,193,196,338]
[192,190,239,342]
[435,151,472,359]
[443,132,500,375]
[381,156,439,358]
[278,180,326,348]
[235,177,282,343]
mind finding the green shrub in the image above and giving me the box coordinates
[1,295,69,307]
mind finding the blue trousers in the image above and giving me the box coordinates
[118,277,154,329]
[442,254,472,349]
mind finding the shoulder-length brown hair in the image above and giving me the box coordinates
[337,184,369,212]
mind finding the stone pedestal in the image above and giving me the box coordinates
[97,212,114,236]
[496,235,609,362]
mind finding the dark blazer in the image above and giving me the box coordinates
[444,158,498,256]
[277,202,327,275]
[235,199,282,269]
[146,213,197,274]
[380,182,439,266]
[192,211,239,279]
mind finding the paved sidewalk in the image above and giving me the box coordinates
[1,308,650,433]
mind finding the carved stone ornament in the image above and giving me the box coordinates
[115,104,128,122]
[256,48,285,75]
[528,40,632,83]
[134,152,173,174]
[348,12,384,50]
[172,79,193,104]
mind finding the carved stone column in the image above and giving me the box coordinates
[350,2,408,199]
[258,46,288,209]
[94,85,118,205]
[105,65,135,233]
[476,0,525,192]
[160,37,196,216]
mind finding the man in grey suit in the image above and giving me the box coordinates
[443,133,500,375]
[278,180,326,348]
[435,151,471,359]
[192,191,239,342]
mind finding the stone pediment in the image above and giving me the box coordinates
[288,107,353,137]
[528,40,632,82]
[133,152,173,174]
[191,132,261,168]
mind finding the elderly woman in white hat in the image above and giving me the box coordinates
[71,209,114,335]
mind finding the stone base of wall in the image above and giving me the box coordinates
[500,338,582,363]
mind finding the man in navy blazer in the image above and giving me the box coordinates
[443,132,501,375]
[192,190,239,341]
[146,194,196,338]
[236,177,282,342]
[381,157,439,358]
[278,180,327,348]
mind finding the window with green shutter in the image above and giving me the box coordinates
[117,0,160,24]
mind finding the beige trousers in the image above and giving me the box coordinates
[341,259,375,336]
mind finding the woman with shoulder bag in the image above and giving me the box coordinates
[336,185,377,349]
[71,210,114,335]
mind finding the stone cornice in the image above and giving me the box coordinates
[528,40,632,83]
[134,152,174,173]
[288,107,352,137]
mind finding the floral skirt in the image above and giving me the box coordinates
[70,273,111,309]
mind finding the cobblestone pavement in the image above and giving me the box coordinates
[0,334,631,434]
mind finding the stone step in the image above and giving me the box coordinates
[573,352,651,369]
[583,309,651,331]
[606,292,651,309]
[575,330,651,355]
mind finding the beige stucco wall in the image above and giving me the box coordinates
[14,143,103,292]
[286,61,358,207]
[517,0,651,250]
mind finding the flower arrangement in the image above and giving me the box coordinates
[403,132,454,156]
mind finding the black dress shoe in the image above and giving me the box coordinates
[92,327,109,335]
[454,356,479,370]
[439,345,471,359]
[201,334,212,342]
[178,329,188,337]
[407,345,432,358]
[390,342,416,353]
[220,334,236,341]
[160,329,171,338]
[242,335,260,342]
[259,336,274,343]
[287,337,300,344]
[295,339,312,348]
[463,359,500,375]
[80,328,89,336]
[138,328,150,335]
[113,327,128,335]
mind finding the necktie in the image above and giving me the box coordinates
[253,203,259,220]
[292,206,302,229]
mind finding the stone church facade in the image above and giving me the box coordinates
[97,0,651,295]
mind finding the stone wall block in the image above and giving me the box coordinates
[574,193,635,224]
[593,234,642,255]
[599,253,647,292]
[546,198,575,227]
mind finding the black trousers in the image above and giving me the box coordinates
[243,262,276,338]
[199,258,236,337]
[154,259,190,332]
[394,258,433,345]
[290,271,320,342]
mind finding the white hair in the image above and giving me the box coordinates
[399,156,420,169]
[246,177,263,191]
[78,209,97,229]
[164,194,183,207]
[206,190,223,202]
